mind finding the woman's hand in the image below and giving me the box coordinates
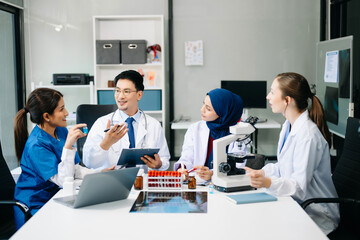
[100,120,128,150]
[101,165,116,172]
[177,167,189,181]
[243,167,271,188]
[195,165,213,181]
[64,123,87,150]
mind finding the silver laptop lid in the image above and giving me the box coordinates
[74,167,139,208]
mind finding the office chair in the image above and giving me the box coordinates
[301,117,360,240]
[76,104,118,160]
[0,141,30,239]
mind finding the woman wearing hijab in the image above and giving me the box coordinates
[174,88,245,182]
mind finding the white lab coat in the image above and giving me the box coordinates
[263,110,339,234]
[174,121,246,180]
[82,109,170,171]
[51,148,98,187]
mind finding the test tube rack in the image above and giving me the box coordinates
[147,171,183,190]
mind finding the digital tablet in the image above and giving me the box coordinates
[117,148,160,166]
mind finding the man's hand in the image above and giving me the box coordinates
[100,120,128,150]
[141,153,162,169]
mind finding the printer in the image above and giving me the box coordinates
[53,73,91,85]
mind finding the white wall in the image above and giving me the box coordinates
[172,0,320,156]
[24,0,168,89]
[23,0,320,158]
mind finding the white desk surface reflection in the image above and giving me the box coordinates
[10,186,327,240]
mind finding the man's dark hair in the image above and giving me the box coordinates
[114,70,144,91]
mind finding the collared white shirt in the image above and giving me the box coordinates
[119,109,142,138]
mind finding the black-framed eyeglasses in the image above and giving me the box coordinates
[114,89,137,96]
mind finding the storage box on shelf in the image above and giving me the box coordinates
[93,15,167,134]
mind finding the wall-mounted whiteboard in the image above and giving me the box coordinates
[316,36,353,138]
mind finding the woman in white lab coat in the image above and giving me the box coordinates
[245,72,339,235]
[174,88,245,182]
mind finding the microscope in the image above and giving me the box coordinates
[212,122,256,192]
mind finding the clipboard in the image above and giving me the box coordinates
[117,148,160,166]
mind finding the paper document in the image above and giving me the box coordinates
[185,40,203,66]
[324,50,339,83]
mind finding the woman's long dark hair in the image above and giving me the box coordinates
[14,88,63,162]
[276,72,331,146]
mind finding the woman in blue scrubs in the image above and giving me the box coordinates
[175,88,245,182]
[245,73,339,234]
[13,88,110,229]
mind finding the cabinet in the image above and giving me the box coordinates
[93,15,167,133]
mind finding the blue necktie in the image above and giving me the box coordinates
[126,117,135,148]
[125,117,135,168]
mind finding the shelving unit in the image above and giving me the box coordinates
[93,15,167,132]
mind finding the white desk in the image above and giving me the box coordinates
[10,187,327,240]
[251,119,281,154]
[171,120,196,130]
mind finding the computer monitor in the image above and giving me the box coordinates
[221,80,267,109]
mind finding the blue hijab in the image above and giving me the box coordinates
[206,88,243,140]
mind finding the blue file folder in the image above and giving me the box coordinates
[226,192,277,204]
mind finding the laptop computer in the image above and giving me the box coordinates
[53,167,139,208]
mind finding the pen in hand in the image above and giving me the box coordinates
[104,123,127,132]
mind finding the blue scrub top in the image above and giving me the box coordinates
[14,126,80,227]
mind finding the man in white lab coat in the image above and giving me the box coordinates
[82,70,170,171]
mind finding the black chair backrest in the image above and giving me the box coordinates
[332,117,360,199]
[76,104,118,159]
[0,140,16,227]
[332,117,360,226]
